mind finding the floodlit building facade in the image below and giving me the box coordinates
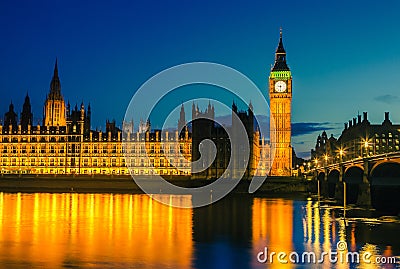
[0,61,192,176]
[0,29,295,178]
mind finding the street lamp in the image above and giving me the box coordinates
[362,137,371,157]
[338,147,345,162]
[324,154,329,165]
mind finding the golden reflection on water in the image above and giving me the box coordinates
[251,199,396,269]
[0,193,193,268]
[252,198,293,268]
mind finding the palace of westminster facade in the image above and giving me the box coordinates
[0,31,294,177]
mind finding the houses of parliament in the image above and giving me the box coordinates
[0,31,293,177]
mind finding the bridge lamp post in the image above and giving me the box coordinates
[333,147,346,202]
[323,154,329,180]
[364,141,369,157]
[362,137,371,158]
[313,158,318,180]
[358,138,372,206]
[338,148,344,182]
[314,158,318,169]
[321,154,329,197]
[324,154,328,166]
[339,149,344,159]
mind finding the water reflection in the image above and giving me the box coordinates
[251,198,400,269]
[0,193,399,269]
[0,193,193,269]
[251,198,293,268]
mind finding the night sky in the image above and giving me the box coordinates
[0,0,399,158]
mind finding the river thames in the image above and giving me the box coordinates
[0,192,399,268]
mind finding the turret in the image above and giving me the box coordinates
[178,103,186,133]
[4,101,18,131]
[21,93,33,131]
[43,59,66,127]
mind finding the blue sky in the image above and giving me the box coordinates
[0,0,399,158]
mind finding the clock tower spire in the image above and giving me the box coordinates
[269,28,292,176]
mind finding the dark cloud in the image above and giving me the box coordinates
[291,122,336,137]
[215,115,337,138]
[296,151,312,159]
[374,94,400,104]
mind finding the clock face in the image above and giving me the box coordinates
[275,81,287,93]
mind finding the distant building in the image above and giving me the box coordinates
[1,29,297,177]
[0,61,271,177]
[312,112,400,162]
[0,60,191,176]
[191,101,262,179]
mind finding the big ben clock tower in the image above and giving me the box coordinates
[269,28,292,176]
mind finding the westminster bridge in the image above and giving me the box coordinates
[313,151,400,211]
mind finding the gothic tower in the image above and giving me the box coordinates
[178,103,186,133]
[269,28,292,176]
[43,59,66,127]
[4,101,18,131]
[21,93,33,131]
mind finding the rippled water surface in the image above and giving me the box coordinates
[0,193,399,268]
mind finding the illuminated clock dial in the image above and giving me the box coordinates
[275,81,287,93]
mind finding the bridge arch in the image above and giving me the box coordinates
[327,169,340,198]
[343,166,363,204]
[344,164,363,175]
[370,161,400,177]
[370,161,400,213]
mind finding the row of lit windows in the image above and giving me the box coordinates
[0,168,191,175]
[0,137,67,143]
[0,157,191,168]
[375,133,399,138]
[374,138,400,144]
[0,135,191,143]
[0,144,191,154]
